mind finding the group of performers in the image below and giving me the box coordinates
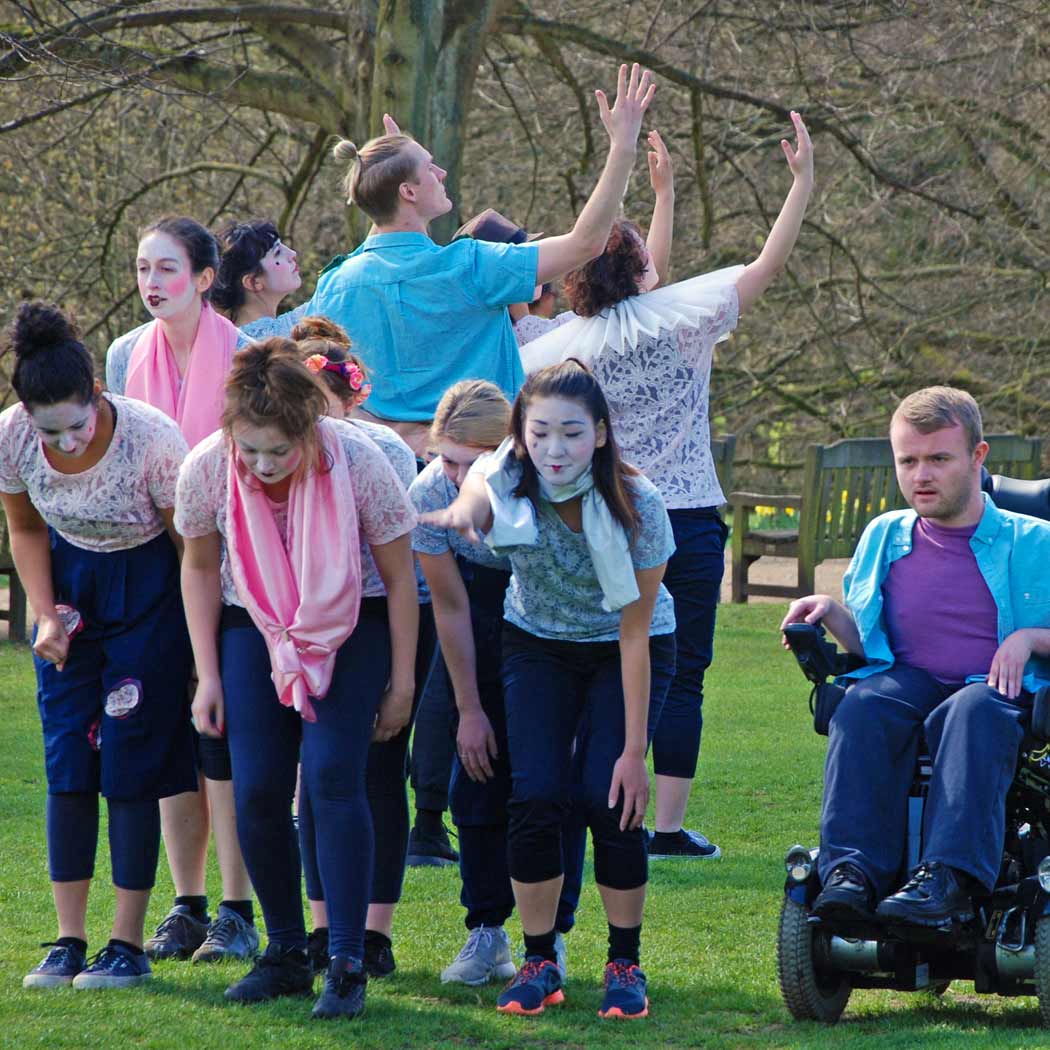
[4,63,814,1020]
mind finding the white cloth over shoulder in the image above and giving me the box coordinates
[472,438,640,612]
[520,265,744,372]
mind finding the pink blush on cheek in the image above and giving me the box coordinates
[167,273,190,297]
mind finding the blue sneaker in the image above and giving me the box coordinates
[22,941,87,988]
[598,959,649,1019]
[72,942,153,989]
[496,956,564,1015]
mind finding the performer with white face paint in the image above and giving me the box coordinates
[4,302,195,991]
[105,216,258,966]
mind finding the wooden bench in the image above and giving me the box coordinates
[729,433,1042,603]
[0,519,28,642]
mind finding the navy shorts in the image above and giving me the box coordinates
[34,530,197,802]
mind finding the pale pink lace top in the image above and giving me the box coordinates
[0,395,188,552]
[175,417,417,607]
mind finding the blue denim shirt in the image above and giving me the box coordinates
[843,494,1050,691]
[299,233,537,421]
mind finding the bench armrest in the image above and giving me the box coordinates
[728,491,801,511]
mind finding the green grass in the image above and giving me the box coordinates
[1,605,1048,1047]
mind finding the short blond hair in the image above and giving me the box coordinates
[891,386,983,452]
[430,380,510,450]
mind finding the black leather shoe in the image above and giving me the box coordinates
[876,861,975,927]
[813,863,876,921]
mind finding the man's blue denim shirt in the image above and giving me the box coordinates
[842,493,1050,692]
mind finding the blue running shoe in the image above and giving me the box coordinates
[72,942,152,989]
[598,959,649,1019]
[23,941,87,988]
[496,956,564,1015]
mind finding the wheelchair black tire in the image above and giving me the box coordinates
[1034,915,1050,1025]
[776,897,851,1023]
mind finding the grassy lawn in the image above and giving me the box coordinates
[1,604,1048,1047]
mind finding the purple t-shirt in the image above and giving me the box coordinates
[882,517,1000,684]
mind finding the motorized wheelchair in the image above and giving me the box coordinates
[776,470,1050,1024]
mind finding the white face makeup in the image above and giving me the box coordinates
[231,421,304,486]
[258,240,302,297]
[29,398,99,458]
[438,438,489,490]
[523,395,605,487]
[136,231,206,321]
[404,142,452,220]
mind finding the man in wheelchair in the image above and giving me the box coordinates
[781,386,1050,929]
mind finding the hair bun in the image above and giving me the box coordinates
[11,300,79,359]
[332,139,358,164]
[290,314,351,346]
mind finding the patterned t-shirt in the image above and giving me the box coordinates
[174,417,417,608]
[494,471,677,642]
[105,321,253,396]
[239,304,309,343]
[409,457,510,570]
[349,418,430,602]
[514,280,741,509]
[0,395,188,552]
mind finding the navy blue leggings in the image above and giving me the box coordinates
[651,508,727,779]
[502,625,676,891]
[221,601,388,959]
[47,792,160,890]
[300,602,437,906]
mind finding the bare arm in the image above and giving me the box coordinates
[735,111,814,315]
[419,472,493,544]
[535,64,655,285]
[371,533,419,742]
[780,594,863,657]
[611,562,666,832]
[645,130,674,287]
[181,532,225,735]
[419,550,498,782]
[158,506,184,558]
[1,490,67,668]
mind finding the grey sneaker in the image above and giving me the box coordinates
[144,904,208,960]
[192,905,260,963]
[440,925,517,986]
[554,931,568,981]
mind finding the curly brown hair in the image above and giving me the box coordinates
[563,219,647,317]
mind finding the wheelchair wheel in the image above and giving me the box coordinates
[777,897,851,1023]
[1035,915,1050,1025]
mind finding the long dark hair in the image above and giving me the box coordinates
[510,359,641,535]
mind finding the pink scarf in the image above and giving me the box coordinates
[226,423,362,721]
[125,301,240,448]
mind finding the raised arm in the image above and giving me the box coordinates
[534,63,656,285]
[735,111,814,315]
[645,130,674,287]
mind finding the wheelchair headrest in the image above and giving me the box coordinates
[982,469,1050,523]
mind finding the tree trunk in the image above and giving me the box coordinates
[370,0,501,242]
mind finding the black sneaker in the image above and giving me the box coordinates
[648,828,722,860]
[224,942,313,1003]
[876,861,976,927]
[144,904,209,961]
[363,930,396,978]
[312,955,367,1020]
[813,862,876,921]
[306,927,330,976]
[22,941,87,988]
[405,825,459,868]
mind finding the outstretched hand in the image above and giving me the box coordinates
[781,111,813,184]
[595,63,656,152]
[647,129,673,197]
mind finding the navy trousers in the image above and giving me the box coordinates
[820,666,1029,894]
[651,508,727,779]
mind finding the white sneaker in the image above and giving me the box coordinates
[440,925,517,986]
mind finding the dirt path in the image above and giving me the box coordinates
[719,552,849,605]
